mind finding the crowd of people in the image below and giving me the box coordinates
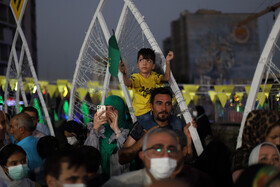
[0,48,280,187]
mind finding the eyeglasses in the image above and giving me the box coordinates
[144,144,179,158]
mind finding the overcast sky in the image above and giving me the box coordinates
[36,0,280,81]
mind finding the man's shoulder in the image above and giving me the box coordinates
[103,169,147,187]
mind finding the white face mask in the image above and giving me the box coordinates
[149,157,177,180]
[63,184,86,187]
[67,136,78,145]
[192,111,198,117]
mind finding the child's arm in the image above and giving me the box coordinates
[161,51,174,82]
[119,61,132,87]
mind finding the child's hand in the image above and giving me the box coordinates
[166,51,174,63]
[119,61,127,75]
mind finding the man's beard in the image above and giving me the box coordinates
[156,111,169,122]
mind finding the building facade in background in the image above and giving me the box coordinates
[0,0,37,75]
[164,10,260,84]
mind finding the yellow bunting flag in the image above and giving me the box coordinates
[10,0,25,22]
[182,91,192,106]
[257,92,266,107]
[245,86,251,95]
[223,85,235,98]
[214,85,224,93]
[261,84,272,98]
[77,88,88,101]
[183,85,199,102]
[39,81,48,93]
[0,76,6,91]
[9,79,18,91]
[47,85,58,99]
[57,79,68,98]
[208,91,217,104]
[217,93,228,108]
[25,77,35,93]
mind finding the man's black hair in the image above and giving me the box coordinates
[79,145,101,173]
[150,87,173,104]
[44,147,86,179]
[137,48,156,63]
[21,106,39,119]
[37,136,59,159]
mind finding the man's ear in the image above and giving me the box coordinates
[19,126,25,134]
[150,103,153,112]
[139,151,145,161]
[152,63,156,70]
[45,175,56,187]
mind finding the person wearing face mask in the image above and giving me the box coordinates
[62,120,87,147]
[249,142,280,167]
[44,147,87,187]
[103,128,179,187]
[0,144,37,187]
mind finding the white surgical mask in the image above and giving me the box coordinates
[192,111,198,117]
[149,157,177,180]
[63,184,86,187]
[67,136,78,145]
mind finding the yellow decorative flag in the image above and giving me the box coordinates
[0,76,6,91]
[223,85,235,98]
[57,79,68,98]
[9,79,18,91]
[47,85,58,99]
[257,92,266,107]
[77,88,88,101]
[208,91,217,104]
[217,93,228,108]
[182,91,192,106]
[245,86,251,95]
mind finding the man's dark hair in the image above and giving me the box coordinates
[44,147,86,179]
[21,106,39,119]
[150,87,173,104]
[137,48,156,63]
[37,136,59,159]
[0,144,26,166]
[79,145,101,173]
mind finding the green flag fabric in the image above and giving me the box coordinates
[108,34,121,77]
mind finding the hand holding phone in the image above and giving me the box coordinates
[97,105,106,118]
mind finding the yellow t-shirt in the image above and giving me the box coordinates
[130,71,163,116]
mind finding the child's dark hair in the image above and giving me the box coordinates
[137,48,155,63]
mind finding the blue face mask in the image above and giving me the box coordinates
[7,164,29,180]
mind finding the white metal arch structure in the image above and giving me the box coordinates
[69,0,203,155]
[5,0,55,136]
[236,12,280,149]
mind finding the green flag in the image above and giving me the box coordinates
[108,34,121,77]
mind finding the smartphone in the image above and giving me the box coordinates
[97,105,106,118]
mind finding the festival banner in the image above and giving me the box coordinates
[47,85,58,99]
[77,88,88,101]
[208,91,217,104]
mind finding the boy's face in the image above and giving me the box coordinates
[137,55,155,74]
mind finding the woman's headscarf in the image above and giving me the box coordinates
[232,110,280,171]
[249,142,280,166]
[99,95,132,176]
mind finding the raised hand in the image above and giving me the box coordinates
[166,51,174,63]
[119,61,127,75]
[93,111,107,132]
[107,109,120,133]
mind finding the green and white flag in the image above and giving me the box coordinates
[108,34,121,77]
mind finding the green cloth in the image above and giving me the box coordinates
[108,34,121,77]
[99,95,132,176]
